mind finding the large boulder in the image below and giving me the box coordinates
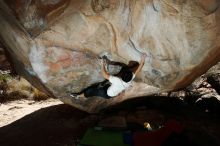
[0,0,220,112]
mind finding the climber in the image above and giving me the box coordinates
[70,53,147,99]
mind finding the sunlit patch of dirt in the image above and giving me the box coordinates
[0,98,61,127]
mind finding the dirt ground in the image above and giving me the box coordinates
[0,98,91,146]
[0,99,62,127]
[0,96,220,146]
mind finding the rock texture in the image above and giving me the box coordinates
[162,62,220,113]
[0,45,10,71]
[0,0,220,112]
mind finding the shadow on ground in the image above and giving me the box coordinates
[0,96,220,146]
[0,104,96,146]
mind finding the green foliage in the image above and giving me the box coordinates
[0,75,50,103]
[0,74,12,82]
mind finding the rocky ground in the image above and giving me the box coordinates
[165,62,220,113]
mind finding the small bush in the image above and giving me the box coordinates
[0,74,50,102]
[0,73,12,83]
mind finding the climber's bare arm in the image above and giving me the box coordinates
[102,56,127,67]
[134,53,147,75]
[101,61,110,80]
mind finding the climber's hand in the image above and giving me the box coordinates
[141,52,147,59]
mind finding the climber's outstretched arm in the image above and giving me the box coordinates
[101,60,110,80]
[134,53,147,75]
[102,56,127,67]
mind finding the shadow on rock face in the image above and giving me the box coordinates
[195,97,220,113]
[207,74,220,95]
[106,96,187,113]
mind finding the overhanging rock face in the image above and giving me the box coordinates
[0,0,220,112]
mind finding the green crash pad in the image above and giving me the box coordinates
[79,128,129,146]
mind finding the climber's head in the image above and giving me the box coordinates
[120,67,133,82]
